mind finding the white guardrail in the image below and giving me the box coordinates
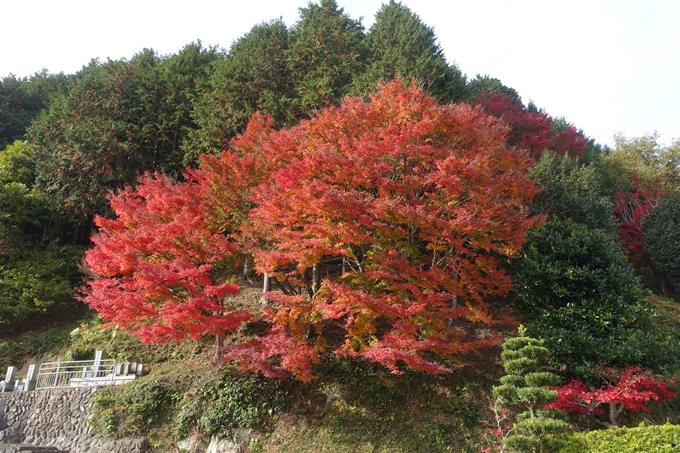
[35,358,117,389]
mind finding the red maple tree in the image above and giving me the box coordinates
[613,175,665,265]
[473,93,588,160]
[547,366,676,426]
[225,80,543,380]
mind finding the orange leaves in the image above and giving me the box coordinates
[232,80,541,378]
[84,80,541,379]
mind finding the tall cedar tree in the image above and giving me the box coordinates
[288,0,366,113]
[225,80,542,381]
[29,44,218,219]
[473,93,588,160]
[354,0,466,102]
[186,20,295,159]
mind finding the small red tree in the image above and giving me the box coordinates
[82,173,252,343]
[613,175,665,265]
[225,80,543,380]
[547,366,676,426]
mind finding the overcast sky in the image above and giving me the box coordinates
[2,0,678,148]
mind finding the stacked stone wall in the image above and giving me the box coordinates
[0,388,147,453]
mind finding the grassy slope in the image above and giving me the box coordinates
[1,293,679,452]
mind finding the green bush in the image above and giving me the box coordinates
[560,424,680,453]
[90,377,180,438]
[199,371,287,438]
[0,327,70,369]
[513,220,680,379]
[530,151,615,232]
[68,318,199,364]
[0,242,83,324]
[644,193,680,286]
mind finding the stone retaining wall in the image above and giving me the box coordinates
[0,388,147,453]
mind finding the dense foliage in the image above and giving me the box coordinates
[548,366,676,427]
[186,20,295,158]
[643,193,680,287]
[82,80,542,380]
[0,141,82,323]
[82,172,251,343]
[530,151,615,231]
[560,424,680,453]
[1,6,679,448]
[224,80,541,380]
[513,220,678,379]
[471,93,588,160]
[354,0,466,101]
[29,44,218,218]
[0,72,68,148]
[288,0,367,112]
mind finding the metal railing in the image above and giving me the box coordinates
[35,359,117,389]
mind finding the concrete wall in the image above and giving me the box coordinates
[0,388,147,453]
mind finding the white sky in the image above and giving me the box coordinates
[2,0,678,148]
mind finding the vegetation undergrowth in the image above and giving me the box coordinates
[84,328,502,452]
[1,292,679,452]
[560,424,680,453]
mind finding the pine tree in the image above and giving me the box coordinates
[288,0,366,113]
[492,327,567,453]
[186,20,295,159]
[356,0,466,102]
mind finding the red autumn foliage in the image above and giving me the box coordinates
[472,93,588,160]
[82,81,543,380]
[613,175,665,265]
[225,80,543,380]
[81,173,252,343]
[547,366,676,426]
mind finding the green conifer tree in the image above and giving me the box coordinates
[355,0,466,102]
[492,327,567,453]
[187,20,295,158]
[288,0,366,112]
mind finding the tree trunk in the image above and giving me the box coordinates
[243,258,254,284]
[260,273,271,306]
[312,263,320,295]
[609,402,624,426]
[214,335,223,359]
